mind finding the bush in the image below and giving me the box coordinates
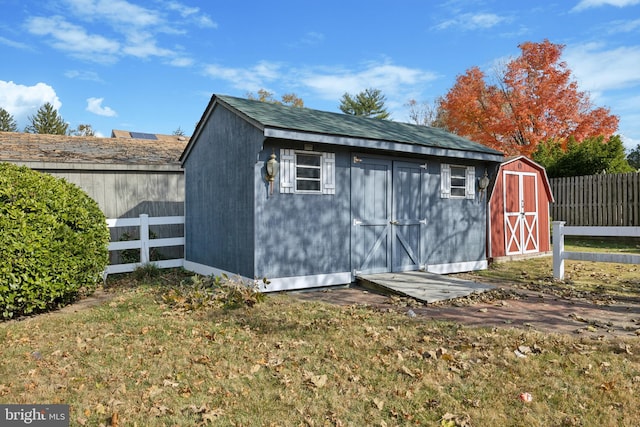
[0,163,110,318]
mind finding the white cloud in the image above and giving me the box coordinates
[121,31,173,58]
[165,1,217,28]
[572,0,640,11]
[26,16,120,63]
[0,81,62,127]
[295,32,325,47]
[203,61,284,92]
[606,18,640,33]
[565,42,640,93]
[202,59,439,118]
[301,62,439,102]
[64,0,162,27]
[169,57,194,67]
[65,70,103,82]
[434,12,508,31]
[86,97,117,117]
[25,0,217,64]
[0,36,30,50]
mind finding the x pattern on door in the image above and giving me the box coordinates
[351,157,425,275]
[504,172,539,255]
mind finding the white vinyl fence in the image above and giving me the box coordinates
[105,214,185,276]
[552,221,640,280]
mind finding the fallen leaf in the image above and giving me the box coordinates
[601,381,616,391]
[202,408,225,423]
[517,345,532,355]
[372,398,384,411]
[304,371,328,388]
[150,404,172,416]
[617,343,633,355]
[146,385,163,399]
[400,366,415,377]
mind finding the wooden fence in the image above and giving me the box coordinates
[105,214,185,276]
[549,172,640,226]
[552,221,640,280]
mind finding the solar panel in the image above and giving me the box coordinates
[129,132,158,140]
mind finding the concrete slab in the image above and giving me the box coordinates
[357,271,494,303]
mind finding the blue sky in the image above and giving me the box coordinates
[1,0,639,151]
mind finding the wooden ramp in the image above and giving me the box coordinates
[357,271,494,304]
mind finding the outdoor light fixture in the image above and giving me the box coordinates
[478,170,490,201]
[479,170,490,191]
[266,152,279,195]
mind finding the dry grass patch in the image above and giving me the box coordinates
[1,270,639,426]
[463,240,640,302]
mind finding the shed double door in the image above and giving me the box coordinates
[504,171,539,255]
[351,156,426,275]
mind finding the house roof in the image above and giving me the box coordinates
[0,131,185,166]
[111,129,189,144]
[181,94,504,164]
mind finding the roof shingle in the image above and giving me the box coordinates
[0,131,185,165]
[214,95,503,156]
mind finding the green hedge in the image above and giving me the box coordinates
[0,163,110,319]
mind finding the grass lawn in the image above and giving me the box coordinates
[1,247,640,426]
[464,237,640,302]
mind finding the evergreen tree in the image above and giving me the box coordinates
[534,135,633,177]
[627,144,640,170]
[25,103,69,135]
[0,107,18,132]
[339,88,390,119]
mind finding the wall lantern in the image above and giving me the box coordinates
[478,170,490,201]
[266,152,279,195]
[478,170,490,191]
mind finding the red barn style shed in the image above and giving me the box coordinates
[487,156,554,260]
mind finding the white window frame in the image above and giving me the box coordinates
[280,149,335,195]
[441,163,475,199]
[295,151,323,193]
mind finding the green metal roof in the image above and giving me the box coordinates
[215,94,503,156]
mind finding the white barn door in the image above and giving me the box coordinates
[504,171,539,255]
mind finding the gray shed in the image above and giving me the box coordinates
[180,95,504,291]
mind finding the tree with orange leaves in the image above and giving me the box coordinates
[439,40,619,156]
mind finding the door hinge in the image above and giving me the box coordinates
[353,155,362,163]
[353,218,363,226]
[420,163,428,169]
[419,219,427,225]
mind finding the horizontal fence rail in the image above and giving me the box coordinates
[549,172,640,226]
[105,214,185,276]
[552,221,640,280]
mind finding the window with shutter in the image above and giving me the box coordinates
[441,163,476,199]
[440,164,451,198]
[279,149,335,195]
[279,149,295,194]
[465,166,476,199]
